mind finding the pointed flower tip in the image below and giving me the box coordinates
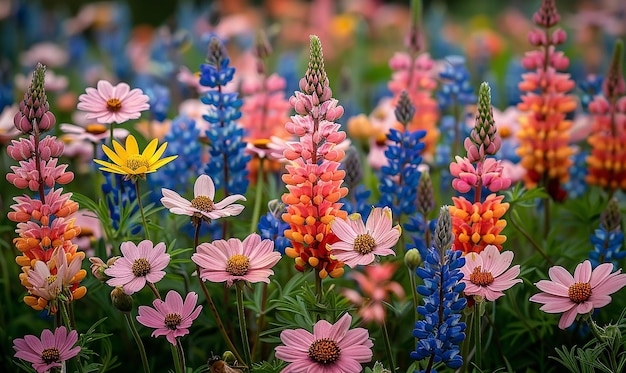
[394,90,416,125]
[604,40,625,97]
[434,206,453,253]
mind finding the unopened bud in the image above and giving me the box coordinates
[404,248,422,271]
[111,286,133,313]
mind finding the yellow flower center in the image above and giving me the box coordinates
[308,338,341,364]
[86,124,108,135]
[568,282,592,303]
[354,234,376,255]
[132,258,151,277]
[165,313,182,330]
[226,254,250,276]
[499,126,512,139]
[191,196,215,212]
[41,347,60,364]
[126,155,149,171]
[106,98,122,112]
[469,266,494,286]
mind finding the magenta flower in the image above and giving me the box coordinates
[161,174,246,223]
[136,290,202,345]
[77,80,150,124]
[192,233,281,287]
[530,260,626,329]
[275,313,373,373]
[105,240,170,295]
[329,207,401,267]
[13,326,81,373]
[460,245,522,302]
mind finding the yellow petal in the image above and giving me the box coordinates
[112,139,128,159]
[150,155,178,170]
[98,166,127,175]
[102,144,124,166]
[125,135,139,155]
[94,159,117,168]
[149,142,169,164]
[142,138,159,160]
[133,166,148,174]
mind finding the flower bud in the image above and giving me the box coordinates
[111,286,133,313]
[404,248,422,271]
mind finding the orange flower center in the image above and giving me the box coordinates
[41,347,60,364]
[86,124,108,135]
[308,338,341,364]
[132,258,151,277]
[469,266,494,286]
[165,313,182,330]
[191,196,215,212]
[106,98,122,112]
[126,155,149,171]
[499,126,512,139]
[568,282,592,303]
[354,234,376,255]
[226,254,250,276]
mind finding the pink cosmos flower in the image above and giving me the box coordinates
[77,80,150,124]
[460,245,522,302]
[275,313,373,373]
[161,174,246,223]
[192,233,281,287]
[105,240,170,295]
[330,207,401,267]
[136,290,202,346]
[61,123,129,144]
[13,326,81,373]
[530,260,626,329]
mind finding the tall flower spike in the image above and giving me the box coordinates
[589,197,625,268]
[395,90,416,125]
[434,206,454,254]
[416,170,435,217]
[13,63,55,133]
[465,82,500,163]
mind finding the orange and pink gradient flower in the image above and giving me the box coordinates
[77,80,150,124]
[530,260,626,329]
[275,313,373,373]
[105,240,170,295]
[461,245,521,301]
[13,326,81,373]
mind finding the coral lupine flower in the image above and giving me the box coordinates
[13,326,81,373]
[77,80,150,124]
[275,313,373,373]
[136,290,203,345]
[330,207,401,267]
[449,194,509,254]
[530,260,626,329]
[461,245,522,301]
[93,134,177,181]
[192,233,281,287]
[161,174,246,223]
[105,240,170,295]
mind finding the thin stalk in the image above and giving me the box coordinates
[134,181,151,241]
[460,311,474,373]
[250,157,265,234]
[408,267,419,324]
[236,282,252,368]
[124,312,150,373]
[177,338,186,373]
[314,268,323,303]
[474,302,483,370]
[543,196,550,239]
[381,317,396,372]
[147,282,161,300]
[170,344,181,373]
[33,123,46,203]
[59,301,72,330]
[251,283,268,360]
[509,210,554,266]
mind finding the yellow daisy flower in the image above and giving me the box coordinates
[94,135,177,181]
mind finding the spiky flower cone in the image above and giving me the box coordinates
[465,82,501,163]
[13,63,56,133]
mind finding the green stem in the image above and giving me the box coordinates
[124,312,150,373]
[135,181,151,241]
[382,317,396,372]
[509,210,554,266]
[251,283,268,360]
[460,311,474,373]
[408,267,419,325]
[543,196,550,239]
[474,302,483,370]
[147,282,161,300]
[59,301,72,329]
[236,282,252,368]
[314,269,323,303]
[250,157,265,234]
[171,344,181,373]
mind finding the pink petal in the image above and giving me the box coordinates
[573,261,592,283]
[535,280,569,296]
[195,175,215,199]
[548,266,574,286]
[592,272,626,296]
[326,313,351,342]
[331,218,357,243]
[558,307,580,329]
[590,263,615,288]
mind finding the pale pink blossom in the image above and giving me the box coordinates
[0,104,20,143]
[15,70,68,92]
[136,290,202,345]
[461,245,522,302]
[192,233,281,287]
[330,207,401,267]
[61,123,129,144]
[450,156,512,193]
[13,327,80,373]
[19,42,68,67]
[161,174,246,222]
[77,80,150,124]
[105,240,170,295]
[275,313,373,373]
[530,260,626,329]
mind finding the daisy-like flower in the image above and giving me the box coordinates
[93,134,177,181]
[192,233,281,287]
[530,260,626,329]
[460,245,522,302]
[61,123,129,144]
[329,207,401,267]
[13,326,81,373]
[105,240,170,295]
[136,290,202,346]
[77,80,150,124]
[161,174,246,224]
[275,313,373,373]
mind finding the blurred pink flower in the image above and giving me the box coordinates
[61,123,129,144]
[13,326,80,373]
[530,260,626,329]
[19,42,68,68]
[77,80,150,124]
[192,233,280,287]
[136,290,202,345]
[15,70,68,92]
[105,240,170,295]
[0,104,20,143]
[275,313,373,373]
[330,207,401,267]
[161,174,246,222]
[461,245,521,302]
